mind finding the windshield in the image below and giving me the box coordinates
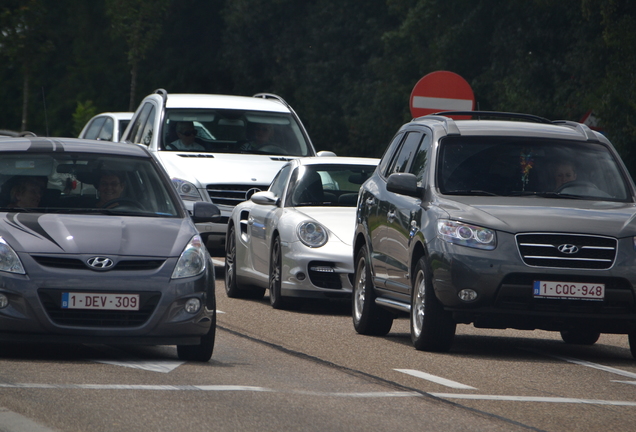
[289,164,376,207]
[0,152,181,216]
[162,109,313,156]
[437,137,631,201]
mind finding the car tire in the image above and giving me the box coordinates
[352,245,394,336]
[269,235,296,309]
[411,256,456,352]
[177,309,216,362]
[560,329,601,345]
[628,333,636,359]
[225,224,265,300]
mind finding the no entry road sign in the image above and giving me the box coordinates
[410,71,475,119]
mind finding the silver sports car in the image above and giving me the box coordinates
[224,156,379,309]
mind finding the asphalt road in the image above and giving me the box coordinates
[1,261,635,431]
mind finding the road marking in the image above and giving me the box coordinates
[395,369,477,389]
[612,380,636,385]
[528,350,636,379]
[94,360,184,373]
[430,393,636,406]
[0,407,56,432]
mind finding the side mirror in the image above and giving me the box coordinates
[386,173,421,198]
[191,202,221,223]
[316,150,337,157]
[251,191,278,206]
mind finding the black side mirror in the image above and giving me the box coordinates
[386,173,421,198]
[191,202,221,223]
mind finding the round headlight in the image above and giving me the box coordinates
[297,221,328,248]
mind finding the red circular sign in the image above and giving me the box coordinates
[409,71,475,120]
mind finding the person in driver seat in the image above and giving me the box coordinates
[96,171,127,208]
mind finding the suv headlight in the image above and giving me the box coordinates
[297,221,328,248]
[172,178,202,201]
[0,237,25,274]
[172,235,208,279]
[437,220,496,250]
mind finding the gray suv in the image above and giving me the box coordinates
[353,111,636,358]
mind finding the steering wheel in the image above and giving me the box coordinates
[555,180,598,193]
[100,198,144,210]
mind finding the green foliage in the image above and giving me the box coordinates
[71,100,97,137]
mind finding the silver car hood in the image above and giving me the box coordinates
[293,207,357,246]
[437,196,636,238]
[1,213,194,256]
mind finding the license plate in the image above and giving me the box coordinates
[533,281,605,301]
[61,293,140,310]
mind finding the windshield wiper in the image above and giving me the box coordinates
[507,191,590,199]
[443,190,500,196]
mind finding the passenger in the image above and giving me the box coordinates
[96,172,126,208]
[7,177,45,208]
[170,121,205,151]
[241,122,275,151]
[554,162,577,190]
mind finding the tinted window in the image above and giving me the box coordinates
[269,164,292,199]
[386,131,423,176]
[129,103,153,144]
[98,118,114,141]
[378,133,404,177]
[438,137,631,201]
[84,117,106,140]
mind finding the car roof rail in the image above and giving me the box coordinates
[153,88,168,107]
[551,120,599,142]
[412,115,461,136]
[252,93,315,151]
[430,111,552,124]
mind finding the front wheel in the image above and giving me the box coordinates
[269,235,292,309]
[225,224,265,300]
[177,310,216,362]
[560,329,600,345]
[352,246,393,336]
[411,256,456,352]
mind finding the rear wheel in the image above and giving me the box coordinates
[629,333,636,359]
[560,329,601,345]
[411,256,456,352]
[269,235,291,309]
[225,224,265,300]
[177,309,216,362]
[352,245,393,336]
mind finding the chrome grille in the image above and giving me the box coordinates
[206,184,269,207]
[33,256,165,271]
[516,233,617,269]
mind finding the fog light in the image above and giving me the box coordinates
[458,289,478,302]
[296,272,306,281]
[0,294,7,309]
[184,298,201,314]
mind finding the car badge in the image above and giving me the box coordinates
[87,256,115,270]
[557,244,579,254]
[246,187,262,200]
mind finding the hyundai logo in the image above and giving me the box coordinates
[246,187,262,200]
[87,256,115,270]
[557,244,579,254]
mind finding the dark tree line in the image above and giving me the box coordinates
[1,0,635,173]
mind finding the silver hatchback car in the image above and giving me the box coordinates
[0,137,220,361]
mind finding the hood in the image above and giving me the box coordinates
[436,196,636,238]
[1,213,195,256]
[294,207,357,246]
[156,152,291,186]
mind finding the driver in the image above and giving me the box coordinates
[241,122,275,151]
[96,171,126,208]
[554,161,577,190]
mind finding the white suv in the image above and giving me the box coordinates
[121,89,325,252]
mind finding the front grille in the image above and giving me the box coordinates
[32,256,165,271]
[206,184,269,207]
[38,289,160,327]
[308,261,342,289]
[516,233,617,269]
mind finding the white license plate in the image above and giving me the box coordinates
[61,293,140,310]
[533,281,605,301]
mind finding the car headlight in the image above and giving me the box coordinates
[172,235,208,279]
[297,221,328,248]
[437,220,496,250]
[0,237,25,274]
[172,178,202,201]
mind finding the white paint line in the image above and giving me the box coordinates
[430,393,636,406]
[394,369,476,390]
[530,350,636,380]
[611,380,636,386]
[412,96,473,111]
[94,360,184,373]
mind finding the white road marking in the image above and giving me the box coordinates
[612,380,636,386]
[395,369,476,389]
[94,360,184,373]
[429,393,636,406]
[530,350,636,380]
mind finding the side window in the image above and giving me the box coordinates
[128,103,152,144]
[84,117,106,140]
[138,106,156,145]
[98,118,114,141]
[410,133,432,184]
[378,132,404,178]
[386,131,423,176]
[269,164,292,199]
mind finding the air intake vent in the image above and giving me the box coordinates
[207,184,269,207]
[516,233,616,270]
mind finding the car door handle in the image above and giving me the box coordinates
[247,217,254,225]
